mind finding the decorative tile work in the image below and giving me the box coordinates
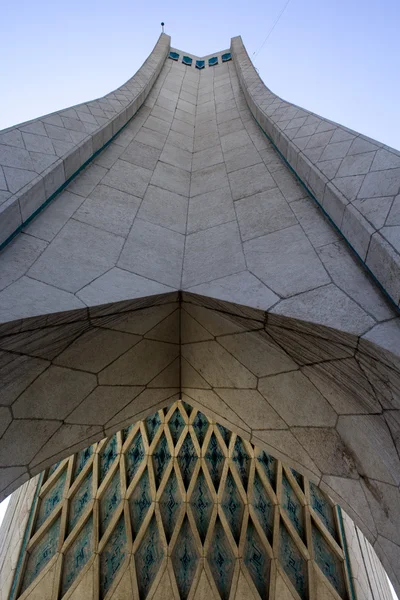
[177,434,197,489]
[208,56,218,66]
[20,516,61,594]
[207,517,235,600]
[99,435,118,483]
[135,515,165,600]
[99,471,121,537]
[182,56,193,66]
[68,470,93,535]
[169,408,185,445]
[251,471,274,543]
[61,516,93,596]
[159,468,182,542]
[192,411,209,447]
[310,481,338,541]
[73,445,94,481]
[221,470,244,544]
[16,400,351,600]
[153,433,171,488]
[282,472,304,541]
[243,518,271,600]
[169,51,179,61]
[122,424,134,444]
[291,468,303,491]
[221,52,232,62]
[100,515,127,598]
[125,431,145,486]
[145,412,161,444]
[172,516,199,600]
[47,460,61,478]
[205,432,224,492]
[196,60,205,69]
[256,450,277,491]
[312,524,348,599]
[129,468,152,537]
[279,522,308,600]
[232,437,250,490]
[34,469,67,533]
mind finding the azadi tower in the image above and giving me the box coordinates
[0,34,399,600]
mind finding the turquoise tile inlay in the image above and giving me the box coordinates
[145,412,161,444]
[177,434,197,490]
[196,60,205,69]
[20,517,61,594]
[282,473,304,540]
[153,433,171,488]
[279,523,308,600]
[172,517,199,600]
[192,411,209,447]
[34,469,67,533]
[100,515,127,599]
[312,524,348,598]
[169,51,179,61]
[182,56,193,66]
[310,481,337,541]
[129,469,152,537]
[217,423,231,447]
[182,402,193,417]
[221,53,232,62]
[244,518,271,600]
[126,431,145,486]
[48,460,61,478]
[61,516,93,596]
[251,471,274,543]
[291,467,303,491]
[221,470,244,544]
[205,433,224,491]
[135,515,165,600]
[122,424,134,444]
[190,469,213,543]
[159,469,182,542]
[169,409,185,445]
[232,437,250,490]
[256,450,277,490]
[208,56,218,66]
[73,445,94,481]
[100,471,121,537]
[68,470,93,535]
[207,518,235,600]
[99,435,118,483]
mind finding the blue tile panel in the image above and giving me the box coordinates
[207,518,235,600]
[61,516,93,596]
[172,517,199,600]
[282,472,305,541]
[182,402,193,416]
[129,469,152,537]
[153,433,171,488]
[159,469,182,542]
[177,434,197,489]
[244,518,271,599]
[256,450,277,491]
[122,424,134,444]
[221,470,244,544]
[232,437,250,490]
[291,468,303,491]
[251,471,274,543]
[126,431,145,486]
[99,435,118,483]
[182,56,193,66]
[221,53,232,62]
[169,409,185,445]
[68,470,93,535]
[309,481,338,541]
[73,445,94,480]
[190,469,213,543]
[145,412,161,444]
[20,516,61,594]
[208,57,218,66]
[34,469,67,533]
[47,460,61,478]
[100,471,121,537]
[169,51,179,61]
[217,423,231,447]
[279,523,308,600]
[192,411,209,447]
[312,524,348,599]
[135,515,165,600]
[100,515,127,598]
[196,60,205,69]
[205,432,224,492]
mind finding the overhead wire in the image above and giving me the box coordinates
[252,0,293,61]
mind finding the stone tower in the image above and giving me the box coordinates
[0,34,399,599]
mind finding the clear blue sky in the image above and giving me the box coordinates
[0,0,399,149]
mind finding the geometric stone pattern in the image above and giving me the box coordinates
[231,36,400,307]
[12,399,352,600]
